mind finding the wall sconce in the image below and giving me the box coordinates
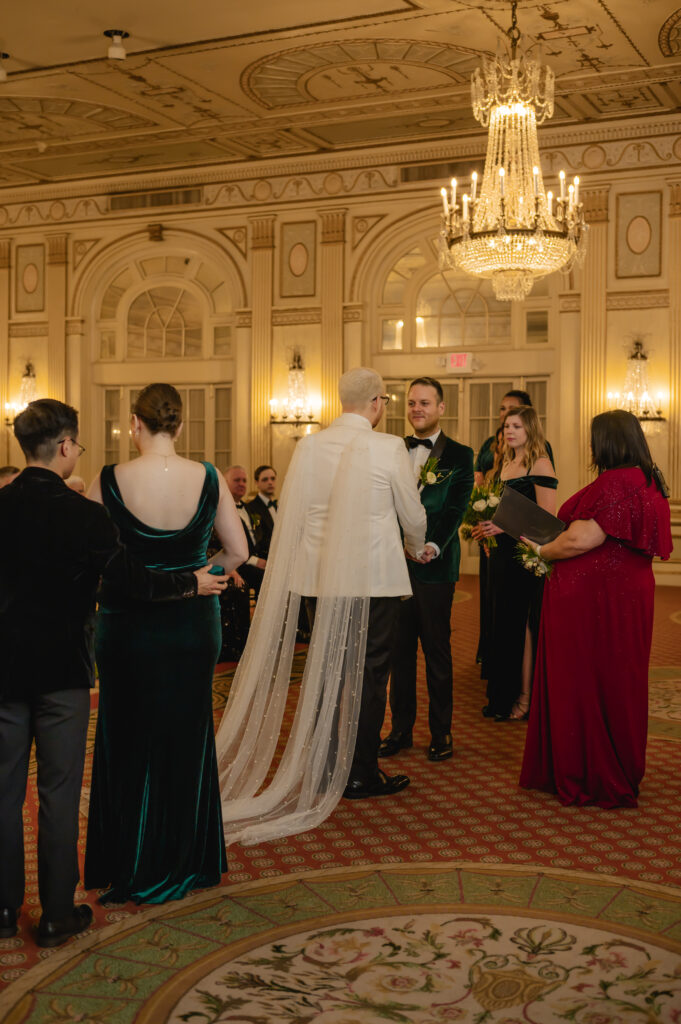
[4,361,37,427]
[269,349,320,433]
[607,339,665,436]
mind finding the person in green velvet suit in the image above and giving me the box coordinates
[380,377,474,762]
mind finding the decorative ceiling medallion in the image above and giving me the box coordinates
[659,7,681,56]
[0,97,154,144]
[243,39,482,109]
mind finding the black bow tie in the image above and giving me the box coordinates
[268,499,278,509]
[235,502,244,508]
[407,437,433,450]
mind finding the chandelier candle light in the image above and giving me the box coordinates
[439,1,587,301]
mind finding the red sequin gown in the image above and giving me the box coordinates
[520,467,672,808]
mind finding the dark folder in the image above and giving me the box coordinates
[491,484,565,544]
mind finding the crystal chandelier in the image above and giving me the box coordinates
[438,1,587,302]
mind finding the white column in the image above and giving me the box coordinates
[579,188,609,484]
[319,209,347,424]
[248,216,275,470]
[46,233,69,402]
[668,182,681,498]
[0,240,11,463]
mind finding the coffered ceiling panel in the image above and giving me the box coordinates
[0,0,680,189]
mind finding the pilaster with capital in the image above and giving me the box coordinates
[0,239,10,461]
[319,209,347,424]
[668,182,681,498]
[579,189,609,484]
[248,216,275,469]
[47,233,69,402]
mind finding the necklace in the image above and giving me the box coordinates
[147,452,175,472]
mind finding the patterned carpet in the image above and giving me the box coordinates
[2,575,681,1022]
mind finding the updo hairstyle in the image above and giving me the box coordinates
[132,383,183,437]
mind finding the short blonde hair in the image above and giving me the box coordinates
[338,367,384,409]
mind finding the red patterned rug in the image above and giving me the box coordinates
[2,574,681,994]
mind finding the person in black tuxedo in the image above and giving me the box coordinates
[0,400,226,947]
[225,465,266,594]
[380,377,474,762]
[246,464,278,559]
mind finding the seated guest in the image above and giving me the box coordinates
[520,411,672,808]
[246,465,278,560]
[0,465,20,488]
[224,465,266,595]
[0,399,225,947]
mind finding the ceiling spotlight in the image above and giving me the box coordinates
[103,30,129,61]
[0,53,9,83]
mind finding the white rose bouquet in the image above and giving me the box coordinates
[460,482,503,549]
[515,540,554,578]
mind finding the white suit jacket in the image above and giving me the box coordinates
[291,413,427,598]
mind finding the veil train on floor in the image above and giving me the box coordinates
[215,429,372,846]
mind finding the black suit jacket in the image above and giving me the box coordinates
[0,468,197,700]
[245,494,276,559]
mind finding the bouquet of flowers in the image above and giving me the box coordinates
[515,541,554,578]
[460,481,503,549]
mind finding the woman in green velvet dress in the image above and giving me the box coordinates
[474,406,557,721]
[84,384,247,904]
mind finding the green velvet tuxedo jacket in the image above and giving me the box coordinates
[408,432,474,585]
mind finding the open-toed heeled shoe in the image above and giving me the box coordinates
[509,698,530,721]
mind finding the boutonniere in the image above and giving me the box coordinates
[249,512,261,530]
[419,456,452,487]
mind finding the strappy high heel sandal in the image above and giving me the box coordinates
[509,697,530,720]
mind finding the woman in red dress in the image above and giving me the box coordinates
[519,411,672,808]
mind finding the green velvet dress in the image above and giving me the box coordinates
[85,463,227,904]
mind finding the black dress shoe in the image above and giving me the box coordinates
[428,734,453,762]
[37,904,93,948]
[0,908,18,939]
[481,704,495,718]
[378,732,413,757]
[343,769,410,800]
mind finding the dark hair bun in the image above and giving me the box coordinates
[133,383,183,436]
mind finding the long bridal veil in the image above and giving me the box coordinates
[215,427,371,846]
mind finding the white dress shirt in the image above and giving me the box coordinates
[235,502,260,567]
[407,429,441,558]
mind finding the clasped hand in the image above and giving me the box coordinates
[470,521,502,541]
[193,565,230,596]
[406,543,437,564]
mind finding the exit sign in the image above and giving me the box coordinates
[446,352,473,374]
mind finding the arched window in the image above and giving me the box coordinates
[127,286,202,358]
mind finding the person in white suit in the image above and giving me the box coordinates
[294,367,431,799]
[215,368,429,846]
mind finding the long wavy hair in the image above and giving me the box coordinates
[502,405,548,471]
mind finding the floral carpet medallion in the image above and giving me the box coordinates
[3,864,681,1024]
[171,910,681,1024]
[649,667,681,738]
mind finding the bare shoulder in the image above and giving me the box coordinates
[532,456,556,477]
[87,472,103,503]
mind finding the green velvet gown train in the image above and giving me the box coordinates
[84,463,227,904]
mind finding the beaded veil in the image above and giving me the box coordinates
[215,428,371,846]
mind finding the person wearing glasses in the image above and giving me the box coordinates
[214,368,428,848]
[0,399,228,948]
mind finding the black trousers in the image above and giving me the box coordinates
[306,595,401,785]
[390,576,455,741]
[0,689,90,920]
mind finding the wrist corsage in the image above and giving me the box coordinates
[515,540,553,578]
